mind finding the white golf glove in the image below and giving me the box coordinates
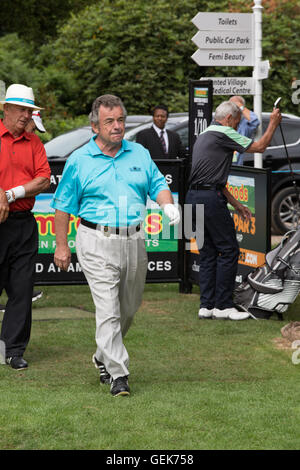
[163,204,180,226]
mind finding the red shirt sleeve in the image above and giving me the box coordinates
[30,134,51,180]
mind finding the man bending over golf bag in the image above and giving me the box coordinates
[186,100,281,321]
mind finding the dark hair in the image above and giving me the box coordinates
[152,105,169,116]
[89,94,127,125]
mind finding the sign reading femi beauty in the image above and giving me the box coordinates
[191,12,254,67]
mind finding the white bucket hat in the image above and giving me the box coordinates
[0,83,43,111]
[32,110,46,133]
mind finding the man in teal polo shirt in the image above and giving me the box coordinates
[51,94,180,397]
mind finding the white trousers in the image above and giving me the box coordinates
[76,223,148,379]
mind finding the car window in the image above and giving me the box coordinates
[262,118,300,147]
[125,122,152,142]
[175,126,189,148]
[45,127,94,158]
[271,121,300,146]
[125,117,188,142]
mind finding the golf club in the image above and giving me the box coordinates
[0,340,6,364]
[274,97,300,230]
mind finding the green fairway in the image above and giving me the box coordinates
[0,283,299,450]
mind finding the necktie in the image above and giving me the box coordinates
[160,130,167,154]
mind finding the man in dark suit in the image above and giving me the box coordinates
[136,105,184,159]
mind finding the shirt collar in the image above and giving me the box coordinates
[153,123,166,135]
[0,119,30,140]
[88,135,131,157]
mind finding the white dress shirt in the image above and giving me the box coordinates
[152,123,169,153]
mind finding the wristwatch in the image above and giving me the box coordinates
[5,190,15,203]
[240,106,245,111]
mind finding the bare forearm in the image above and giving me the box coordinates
[54,210,70,248]
[246,108,281,154]
[23,177,50,197]
[223,187,251,220]
[156,189,174,208]
[222,187,238,209]
[53,209,72,270]
[246,122,277,153]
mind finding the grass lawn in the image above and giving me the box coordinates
[0,283,299,450]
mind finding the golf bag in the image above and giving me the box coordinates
[234,229,300,320]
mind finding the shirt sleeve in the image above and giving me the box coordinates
[147,155,170,201]
[32,136,51,179]
[223,127,253,154]
[50,155,81,215]
[246,111,260,137]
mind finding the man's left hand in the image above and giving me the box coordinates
[163,204,181,226]
[0,189,9,223]
[237,204,252,220]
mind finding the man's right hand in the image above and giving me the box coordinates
[54,246,71,271]
[0,189,9,223]
[270,107,282,127]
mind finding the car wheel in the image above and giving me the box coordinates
[272,186,300,235]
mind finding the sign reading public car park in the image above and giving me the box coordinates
[191,12,254,67]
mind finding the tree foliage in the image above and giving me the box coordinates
[0,0,99,45]
[0,0,299,138]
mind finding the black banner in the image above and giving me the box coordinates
[188,79,213,156]
[186,166,271,288]
[34,159,186,286]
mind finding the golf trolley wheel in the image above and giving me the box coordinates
[272,186,300,235]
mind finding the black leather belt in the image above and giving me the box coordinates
[190,183,223,191]
[8,211,33,219]
[81,218,141,236]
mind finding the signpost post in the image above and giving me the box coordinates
[188,3,270,290]
[252,0,264,168]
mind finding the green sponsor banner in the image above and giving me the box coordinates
[35,210,178,255]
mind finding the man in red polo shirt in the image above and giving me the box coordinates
[0,84,51,370]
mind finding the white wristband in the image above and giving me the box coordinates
[11,185,25,200]
[5,185,25,203]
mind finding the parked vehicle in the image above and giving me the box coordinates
[45,112,300,234]
[45,115,152,160]
[125,112,300,235]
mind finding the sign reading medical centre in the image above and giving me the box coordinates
[191,12,254,67]
[201,77,255,96]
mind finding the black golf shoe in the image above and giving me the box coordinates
[6,356,28,370]
[92,354,111,384]
[110,376,130,397]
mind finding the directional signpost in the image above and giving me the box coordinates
[200,77,255,96]
[188,2,270,292]
[191,12,254,67]
[191,1,265,168]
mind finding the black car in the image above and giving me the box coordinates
[125,112,300,235]
[45,112,300,234]
[44,115,152,160]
